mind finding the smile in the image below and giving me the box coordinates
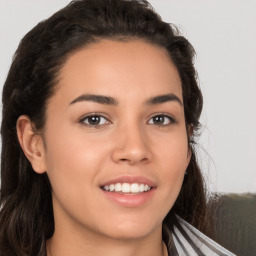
[100,176,156,207]
[102,183,152,193]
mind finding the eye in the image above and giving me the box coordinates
[148,114,175,126]
[80,114,110,127]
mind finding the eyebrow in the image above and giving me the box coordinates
[70,94,118,105]
[146,93,183,106]
[69,93,183,106]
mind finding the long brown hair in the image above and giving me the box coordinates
[0,0,209,255]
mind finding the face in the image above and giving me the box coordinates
[40,40,190,241]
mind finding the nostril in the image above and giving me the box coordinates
[111,143,153,164]
[119,157,149,164]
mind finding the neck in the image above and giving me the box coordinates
[46,225,168,256]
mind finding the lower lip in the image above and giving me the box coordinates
[101,188,156,207]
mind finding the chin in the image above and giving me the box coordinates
[97,215,163,240]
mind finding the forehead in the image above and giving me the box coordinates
[53,39,182,105]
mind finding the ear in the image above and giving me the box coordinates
[187,124,194,163]
[188,124,194,138]
[16,115,47,174]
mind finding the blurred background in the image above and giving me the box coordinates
[0,1,255,255]
[0,0,255,194]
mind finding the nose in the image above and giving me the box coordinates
[111,124,153,165]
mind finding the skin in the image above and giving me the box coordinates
[17,40,191,256]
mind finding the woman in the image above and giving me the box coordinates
[0,0,236,255]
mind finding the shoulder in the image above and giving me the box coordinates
[170,216,237,256]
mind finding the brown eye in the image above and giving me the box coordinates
[80,115,109,126]
[148,115,175,126]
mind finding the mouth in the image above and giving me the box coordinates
[101,182,152,194]
[99,176,156,206]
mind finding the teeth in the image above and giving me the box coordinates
[103,183,152,193]
[130,183,139,193]
[115,183,122,192]
[139,184,145,192]
[122,183,130,193]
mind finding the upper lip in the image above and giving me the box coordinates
[99,175,156,188]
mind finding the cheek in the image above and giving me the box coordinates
[43,128,114,228]
[153,130,189,207]
[153,128,190,172]
[43,126,111,199]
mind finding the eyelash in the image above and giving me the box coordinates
[147,114,176,126]
[79,113,176,128]
[79,113,111,127]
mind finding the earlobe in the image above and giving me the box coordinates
[186,124,194,165]
[16,115,47,174]
[188,124,194,138]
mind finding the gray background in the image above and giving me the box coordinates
[0,0,255,193]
